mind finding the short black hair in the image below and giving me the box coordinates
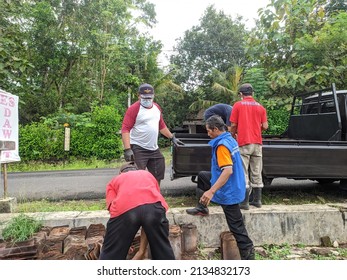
[205,115,227,131]
[239,83,253,96]
[119,162,138,174]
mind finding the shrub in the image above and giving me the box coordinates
[18,105,123,162]
[19,123,65,161]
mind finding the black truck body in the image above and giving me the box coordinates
[171,84,347,188]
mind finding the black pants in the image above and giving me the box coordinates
[197,171,254,251]
[99,202,175,260]
[131,144,165,182]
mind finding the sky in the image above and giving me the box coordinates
[145,0,271,66]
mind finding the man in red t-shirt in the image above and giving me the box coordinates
[99,162,175,260]
[229,83,268,210]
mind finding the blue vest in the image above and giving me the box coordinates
[209,132,246,205]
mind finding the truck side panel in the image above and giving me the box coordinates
[171,135,347,182]
[262,140,347,180]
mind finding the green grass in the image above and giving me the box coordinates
[7,147,172,172]
[15,195,197,213]
[16,199,108,213]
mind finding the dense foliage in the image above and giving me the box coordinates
[19,105,123,161]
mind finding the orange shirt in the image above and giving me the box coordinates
[216,145,233,168]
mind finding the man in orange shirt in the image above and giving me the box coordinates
[230,83,268,210]
[99,162,175,260]
[186,115,255,260]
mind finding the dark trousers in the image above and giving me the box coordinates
[99,202,175,260]
[131,144,165,182]
[197,171,254,251]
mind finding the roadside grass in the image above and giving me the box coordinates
[255,243,347,260]
[15,188,347,213]
[7,147,172,172]
[15,195,197,213]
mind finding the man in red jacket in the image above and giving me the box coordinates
[99,162,175,260]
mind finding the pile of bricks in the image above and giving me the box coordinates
[0,223,240,260]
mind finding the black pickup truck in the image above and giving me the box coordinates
[171,84,347,189]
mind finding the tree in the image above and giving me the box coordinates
[325,0,347,16]
[247,0,347,95]
[170,5,248,90]
[0,1,33,96]
[0,0,162,123]
[189,65,243,112]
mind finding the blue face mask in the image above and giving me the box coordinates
[140,98,153,108]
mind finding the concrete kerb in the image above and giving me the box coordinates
[0,204,346,248]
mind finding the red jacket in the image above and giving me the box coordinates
[106,169,168,218]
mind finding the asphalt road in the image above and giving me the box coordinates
[1,168,197,201]
[1,168,344,202]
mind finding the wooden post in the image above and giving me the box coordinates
[3,163,8,199]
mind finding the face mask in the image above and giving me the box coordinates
[140,98,153,108]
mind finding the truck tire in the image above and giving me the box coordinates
[262,177,273,186]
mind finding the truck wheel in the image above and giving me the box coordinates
[262,177,273,186]
[339,179,347,191]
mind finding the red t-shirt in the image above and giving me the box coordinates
[230,96,267,147]
[106,169,168,218]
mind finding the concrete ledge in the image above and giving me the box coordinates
[170,204,347,247]
[0,204,346,247]
[0,197,17,213]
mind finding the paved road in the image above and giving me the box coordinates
[1,168,343,201]
[1,168,197,201]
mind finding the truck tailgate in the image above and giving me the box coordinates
[171,133,210,180]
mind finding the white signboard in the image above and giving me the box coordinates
[0,88,20,163]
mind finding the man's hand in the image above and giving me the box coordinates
[124,148,134,162]
[199,190,214,207]
[171,136,184,146]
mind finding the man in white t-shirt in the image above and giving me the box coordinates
[121,83,183,185]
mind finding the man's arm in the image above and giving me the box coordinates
[200,168,232,206]
[121,132,131,150]
[230,123,238,138]
[261,121,269,131]
[132,228,148,260]
[160,127,184,146]
[159,127,173,139]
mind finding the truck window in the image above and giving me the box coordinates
[321,101,335,113]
